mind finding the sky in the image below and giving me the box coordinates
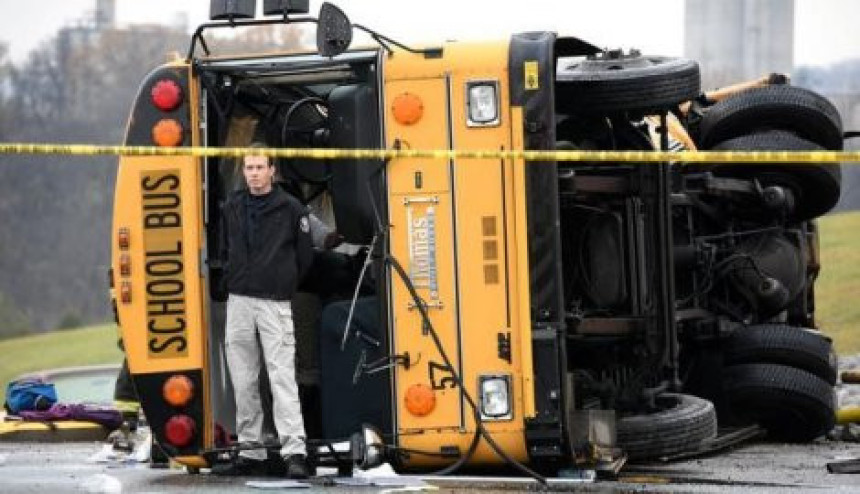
[0,0,858,67]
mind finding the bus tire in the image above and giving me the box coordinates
[617,393,717,461]
[698,85,843,150]
[556,52,700,115]
[709,130,841,220]
[723,324,838,385]
[721,363,835,442]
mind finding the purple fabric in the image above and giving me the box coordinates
[19,403,123,430]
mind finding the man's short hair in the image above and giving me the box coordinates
[245,142,273,167]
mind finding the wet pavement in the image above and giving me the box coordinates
[2,439,860,493]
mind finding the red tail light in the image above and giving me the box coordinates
[151,79,183,112]
[164,414,195,447]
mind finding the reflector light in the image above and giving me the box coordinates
[118,227,130,249]
[163,374,194,407]
[150,79,183,112]
[120,281,132,304]
[119,254,131,276]
[152,119,184,147]
[404,383,436,416]
[392,92,424,125]
[164,414,195,447]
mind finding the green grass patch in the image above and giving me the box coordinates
[818,211,860,355]
[0,324,122,388]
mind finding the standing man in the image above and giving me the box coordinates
[216,144,313,478]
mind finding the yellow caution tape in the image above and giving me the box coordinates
[0,143,858,163]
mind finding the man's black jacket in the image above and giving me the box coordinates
[219,187,313,301]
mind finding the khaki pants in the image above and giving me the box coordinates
[225,294,306,460]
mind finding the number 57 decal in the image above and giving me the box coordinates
[428,361,457,390]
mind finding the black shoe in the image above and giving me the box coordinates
[263,455,287,476]
[211,456,267,476]
[284,454,309,479]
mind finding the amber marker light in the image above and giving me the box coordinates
[119,254,131,276]
[152,118,184,147]
[392,92,424,125]
[405,383,436,416]
[118,227,130,250]
[163,374,194,407]
[120,281,132,304]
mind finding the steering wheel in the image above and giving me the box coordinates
[280,96,332,185]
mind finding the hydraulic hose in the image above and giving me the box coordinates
[385,256,547,484]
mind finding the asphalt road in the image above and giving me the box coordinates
[2,439,860,493]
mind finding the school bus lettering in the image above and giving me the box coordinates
[146,257,183,276]
[147,297,185,315]
[408,206,438,291]
[144,211,181,229]
[142,169,188,358]
[141,173,180,192]
[149,334,188,354]
[142,193,181,211]
[142,174,182,228]
[148,317,186,334]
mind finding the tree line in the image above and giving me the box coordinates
[0,23,306,339]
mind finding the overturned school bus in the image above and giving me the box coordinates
[110,2,843,475]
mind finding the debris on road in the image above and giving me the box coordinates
[826,458,860,474]
[80,473,122,494]
[246,479,311,489]
[88,427,152,464]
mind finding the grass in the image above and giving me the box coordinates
[0,324,123,389]
[817,211,860,355]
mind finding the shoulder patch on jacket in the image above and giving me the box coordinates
[300,216,310,233]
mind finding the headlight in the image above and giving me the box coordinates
[479,374,512,420]
[466,81,500,127]
[350,424,385,470]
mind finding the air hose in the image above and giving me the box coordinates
[385,256,547,484]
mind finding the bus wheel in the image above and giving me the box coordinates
[556,49,700,115]
[697,85,843,151]
[721,363,835,442]
[617,393,717,461]
[708,130,841,221]
[723,324,838,385]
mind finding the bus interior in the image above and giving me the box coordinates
[198,49,395,457]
